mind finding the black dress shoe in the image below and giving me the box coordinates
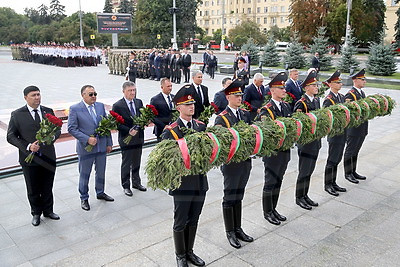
[345,173,359,184]
[264,211,281,225]
[235,227,254,242]
[353,172,366,180]
[32,215,40,226]
[304,195,318,207]
[273,209,287,221]
[226,231,241,248]
[97,193,114,201]
[176,254,189,267]
[186,250,205,266]
[44,212,60,220]
[81,200,90,211]
[124,188,133,196]
[333,183,347,192]
[325,185,339,196]
[296,198,312,210]
[132,184,147,192]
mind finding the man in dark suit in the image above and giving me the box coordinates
[189,71,210,119]
[293,70,321,210]
[311,52,320,73]
[243,72,266,121]
[234,57,249,91]
[285,69,303,107]
[257,72,292,225]
[68,85,114,211]
[201,50,209,74]
[150,78,175,141]
[343,69,368,184]
[182,48,192,83]
[112,81,146,196]
[7,86,61,226]
[215,79,254,249]
[213,77,232,114]
[148,49,156,80]
[154,51,162,81]
[161,85,208,267]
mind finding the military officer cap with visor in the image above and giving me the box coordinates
[325,70,342,83]
[172,85,196,105]
[301,70,318,88]
[222,79,245,95]
[268,72,288,88]
[350,68,366,80]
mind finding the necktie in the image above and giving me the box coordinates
[197,85,203,104]
[88,105,97,124]
[167,95,173,110]
[187,121,191,129]
[257,87,262,98]
[33,109,40,124]
[296,81,301,92]
[361,90,365,98]
[279,102,284,116]
[129,101,136,116]
[236,110,241,120]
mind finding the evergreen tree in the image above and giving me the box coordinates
[310,26,332,71]
[395,0,400,49]
[176,0,201,43]
[261,38,280,67]
[241,38,260,65]
[337,29,359,73]
[50,0,66,21]
[367,39,397,76]
[283,34,306,69]
[119,0,134,15]
[103,0,113,13]
[37,4,50,24]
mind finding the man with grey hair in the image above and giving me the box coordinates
[285,69,303,108]
[189,71,210,119]
[112,81,146,196]
[243,72,266,121]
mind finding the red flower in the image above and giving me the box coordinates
[267,91,272,95]
[45,113,63,127]
[146,104,159,116]
[243,101,252,110]
[210,102,219,113]
[116,115,124,124]
[287,92,296,100]
[109,110,119,118]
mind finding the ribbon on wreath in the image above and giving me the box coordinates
[377,94,389,113]
[338,104,351,126]
[207,132,221,164]
[369,97,381,111]
[275,120,287,149]
[293,119,303,142]
[305,113,318,134]
[177,138,191,169]
[251,124,264,155]
[226,128,240,163]
[326,110,334,133]
[352,101,362,121]
[361,101,371,119]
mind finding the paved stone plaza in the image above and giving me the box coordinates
[1,48,400,266]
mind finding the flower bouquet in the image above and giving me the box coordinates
[124,105,158,144]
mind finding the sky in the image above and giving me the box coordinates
[0,0,104,15]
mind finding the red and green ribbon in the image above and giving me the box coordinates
[293,119,303,142]
[251,124,264,155]
[305,113,318,134]
[326,110,334,133]
[352,102,362,121]
[338,104,351,126]
[362,101,370,118]
[207,132,221,164]
[226,128,240,163]
[177,138,191,169]
[369,97,381,111]
[275,120,287,149]
[377,94,389,112]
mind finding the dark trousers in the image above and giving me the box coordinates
[121,145,143,189]
[128,71,137,84]
[22,165,55,215]
[263,150,290,192]
[326,140,346,168]
[221,159,252,208]
[296,142,320,198]
[209,66,215,79]
[183,67,190,82]
[173,193,206,231]
[344,135,366,159]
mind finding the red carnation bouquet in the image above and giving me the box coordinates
[240,101,252,111]
[25,113,63,163]
[197,102,219,125]
[283,92,296,103]
[124,105,158,144]
[85,110,124,152]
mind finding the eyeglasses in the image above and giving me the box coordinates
[88,92,97,97]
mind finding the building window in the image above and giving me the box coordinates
[264,7,268,13]
[248,8,251,14]
[217,19,220,24]
[281,6,285,12]
[199,11,202,16]
[205,11,209,16]
[205,1,209,6]
[257,7,260,13]
[281,16,285,23]
[212,10,214,15]
[264,17,267,24]
[248,0,251,3]
[257,17,260,23]
[212,29,215,33]
[271,17,276,25]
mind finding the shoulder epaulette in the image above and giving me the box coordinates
[166,121,178,129]
[326,94,332,99]
[193,119,204,124]
[262,102,273,109]
[239,108,248,112]
[219,110,228,116]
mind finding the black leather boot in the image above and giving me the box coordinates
[272,187,286,221]
[233,202,254,242]
[263,191,280,225]
[295,178,312,210]
[352,156,366,180]
[222,206,241,248]
[324,166,339,196]
[173,230,188,267]
[332,166,346,192]
[344,157,359,184]
[185,225,205,266]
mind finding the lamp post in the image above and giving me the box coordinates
[79,0,84,47]
[220,0,225,52]
[344,0,352,47]
[171,0,178,50]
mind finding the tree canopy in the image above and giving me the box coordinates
[228,19,267,47]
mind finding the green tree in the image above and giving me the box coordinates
[37,4,50,24]
[0,7,30,44]
[176,0,201,43]
[50,0,66,21]
[395,0,400,48]
[212,28,222,44]
[309,26,332,70]
[229,19,267,46]
[284,34,307,69]
[119,0,134,15]
[261,38,280,67]
[103,0,113,13]
[24,8,40,24]
[241,38,260,65]
[267,26,291,42]
[367,39,397,76]
[337,29,359,73]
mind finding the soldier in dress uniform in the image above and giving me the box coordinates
[233,57,249,91]
[127,52,138,83]
[293,70,321,210]
[322,70,347,196]
[257,72,292,225]
[214,79,254,249]
[343,68,368,184]
[161,85,207,267]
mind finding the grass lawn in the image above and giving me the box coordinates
[365,83,400,90]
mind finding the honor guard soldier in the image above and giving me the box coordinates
[343,69,368,184]
[214,79,254,249]
[257,72,292,225]
[323,71,347,196]
[233,57,249,91]
[293,70,321,210]
[161,85,207,267]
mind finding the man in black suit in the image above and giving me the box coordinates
[285,69,303,107]
[189,71,210,119]
[243,72,266,121]
[182,48,192,83]
[343,69,368,184]
[311,52,320,73]
[161,85,208,267]
[7,86,61,226]
[213,77,232,114]
[215,79,254,249]
[112,81,146,196]
[150,78,175,141]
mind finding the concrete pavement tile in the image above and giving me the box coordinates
[90,211,132,234]
[106,251,157,267]
[55,222,101,245]
[335,187,386,210]
[357,176,400,197]
[16,262,33,267]
[0,231,14,250]
[0,245,27,266]
[133,209,170,229]
[67,234,110,254]
[30,248,74,266]
[208,254,252,267]
[0,188,21,205]
[103,221,141,241]
[372,242,400,266]
[120,203,157,222]
[0,211,32,231]
[8,222,54,245]
[17,233,65,260]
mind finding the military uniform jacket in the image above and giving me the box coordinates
[258,100,292,121]
[161,118,208,196]
[233,69,249,90]
[323,91,347,144]
[344,87,368,137]
[214,106,251,128]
